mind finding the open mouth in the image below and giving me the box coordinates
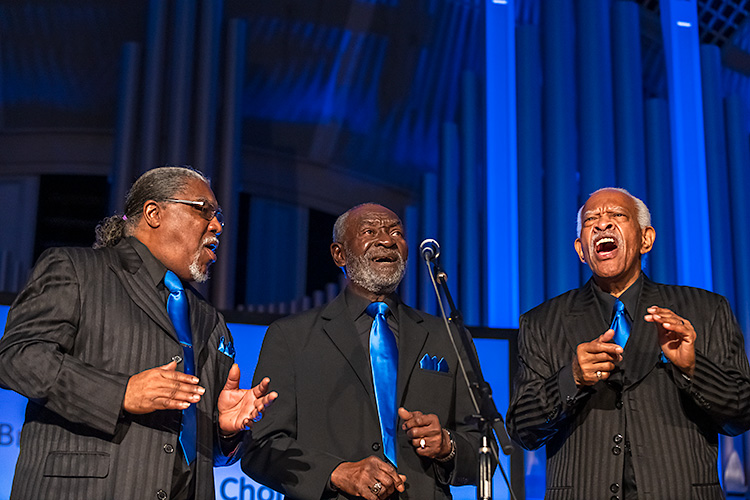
[370,253,398,264]
[204,241,219,260]
[595,236,618,255]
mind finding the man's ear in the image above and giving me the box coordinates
[574,238,586,264]
[640,226,655,255]
[331,242,346,268]
[142,200,162,228]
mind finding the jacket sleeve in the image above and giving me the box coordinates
[240,321,345,500]
[506,313,591,450]
[672,296,750,436]
[0,248,130,436]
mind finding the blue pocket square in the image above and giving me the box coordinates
[420,353,449,373]
[218,336,235,359]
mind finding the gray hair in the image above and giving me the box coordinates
[332,210,351,244]
[94,166,208,248]
[576,187,651,237]
[332,202,381,243]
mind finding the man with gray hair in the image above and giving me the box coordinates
[0,165,276,500]
[507,187,750,499]
[242,202,480,499]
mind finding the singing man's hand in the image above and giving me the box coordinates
[123,359,204,414]
[330,456,406,500]
[399,407,452,460]
[217,364,277,435]
[645,305,696,377]
[572,329,623,386]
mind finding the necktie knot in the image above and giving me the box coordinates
[164,270,184,296]
[366,301,389,318]
[615,299,625,314]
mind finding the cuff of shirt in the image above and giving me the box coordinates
[218,430,244,456]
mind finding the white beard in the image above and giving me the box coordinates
[345,246,406,295]
[189,258,209,283]
[189,235,216,283]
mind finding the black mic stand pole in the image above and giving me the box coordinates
[423,256,517,500]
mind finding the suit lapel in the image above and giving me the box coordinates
[187,289,218,371]
[322,293,375,401]
[563,280,609,349]
[110,240,177,342]
[396,305,428,407]
[623,276,664,387]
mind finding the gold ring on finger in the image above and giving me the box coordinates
[596,370,602,380]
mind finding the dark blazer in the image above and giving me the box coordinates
[0,239,239,500]
[241,291,480,500]
[506,275,750,500]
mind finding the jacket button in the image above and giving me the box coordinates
[610,497,620,500]
[610,483,620,493]
[156,490,168,500]
[613,434,623,444]
[372,442,381,451]
[163,444,174,454]
[612,446,621,455]
[615,400,623,409]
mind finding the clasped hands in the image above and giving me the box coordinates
[329,407,452,499]
[573,305,696,387]
[123,360,277,435]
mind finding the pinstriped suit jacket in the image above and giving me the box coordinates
[0,239,239,500]
[506,276,750,500]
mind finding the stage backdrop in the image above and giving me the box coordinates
[0,305,514,500]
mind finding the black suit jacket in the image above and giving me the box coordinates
[241,291,480,499]
[0,239,240,500]
[506,276,750,500]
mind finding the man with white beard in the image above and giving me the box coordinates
[242,203,480,500]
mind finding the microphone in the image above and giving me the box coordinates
[419,238,440,261]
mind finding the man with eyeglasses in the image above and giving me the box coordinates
[0,165,276,500]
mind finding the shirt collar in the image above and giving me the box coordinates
[592,272,643,323]
[344,286,400,321]
[127,236,168,288]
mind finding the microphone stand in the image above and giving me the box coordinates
[423,256,517,500]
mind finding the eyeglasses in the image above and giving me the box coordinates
[166,198,224,226]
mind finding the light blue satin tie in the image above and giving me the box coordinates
[367,302,398,467]
[611,299,631,348]
[164,270,197,464]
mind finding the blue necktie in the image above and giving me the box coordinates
[611,299,631,348]
[164,270,197,464]
[367,302,398,467]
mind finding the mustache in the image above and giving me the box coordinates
[364,247,402,260]
[592,229,620,244]
[202,235,219,248]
